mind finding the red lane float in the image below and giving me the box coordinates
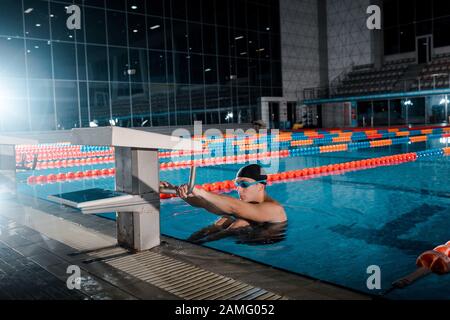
[159,152,423,199]
[26,168,116,185]
[29,156,115,171]
[27,176,37,184]
[56,173,66,181]
[25,148,447,194]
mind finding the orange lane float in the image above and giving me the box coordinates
[417,241,450,274]
[410,136,428,143]
[159,131,446,171]
[160,128,450,160]
[370,139,393,147]
[390,240,450,291]
[291,139,314,147]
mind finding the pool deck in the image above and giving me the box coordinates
[0,192,371,300]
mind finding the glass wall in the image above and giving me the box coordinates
[384,0,450,55]
[373,100,389,126]
[406,97,425,124]
[389,99,404,125]
[354,95,447,127]
[357,101,372,127]
[0,0,282,131]
[426,95,448,124]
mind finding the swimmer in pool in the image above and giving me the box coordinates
[161,164,287,244]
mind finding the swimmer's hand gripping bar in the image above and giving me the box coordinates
[159,165,197,195]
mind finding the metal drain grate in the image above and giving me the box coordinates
[105,251,287,300]
[86,246,129,259]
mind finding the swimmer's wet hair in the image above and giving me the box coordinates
[236,164,267,185]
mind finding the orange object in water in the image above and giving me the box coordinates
[56,173,67,181]
[66,172,76,180]
[271,173,281,181]
[294,170,304,178]
[27,176,37,184]
[209,183,221,191]
[227,180,236,189]
[82,170,92,177]
[36,175,47,184]
[416,243,450,275]
[75,171,84,178]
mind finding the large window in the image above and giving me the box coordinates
[383,0,450,55]
[0,0,282,131]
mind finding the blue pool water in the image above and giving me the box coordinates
[17,137,450,299]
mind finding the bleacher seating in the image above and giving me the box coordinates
[334,58,414,97]
[411,53,450,91]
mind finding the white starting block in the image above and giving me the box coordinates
[0,127,201,252]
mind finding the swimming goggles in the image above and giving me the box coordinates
[234,180,267,188]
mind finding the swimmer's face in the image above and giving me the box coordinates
[235,177,265,202]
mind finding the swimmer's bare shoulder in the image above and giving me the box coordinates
[263,195,287,222]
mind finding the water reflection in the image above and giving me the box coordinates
[187,221,288,246]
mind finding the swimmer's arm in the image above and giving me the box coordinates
[185,197,227,215]
[194,188,285,223]
[175,183,227,215]
[160,181,205,208]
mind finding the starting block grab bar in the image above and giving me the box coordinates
[159,165,197,195]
